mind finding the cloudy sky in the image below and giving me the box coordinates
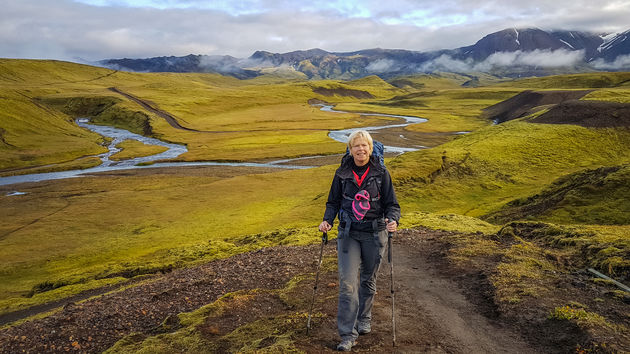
[2,0,629,62]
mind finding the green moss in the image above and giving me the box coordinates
[492,222,630,281]
[491,239,558,303]
[105,275,320,353]
[402,211,500,234]
[549,305,611,329]
[486,164,630,225]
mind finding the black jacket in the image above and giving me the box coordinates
[323,157,401,234]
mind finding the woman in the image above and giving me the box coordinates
[318,130,400,351]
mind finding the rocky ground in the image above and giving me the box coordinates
[0,227,627,353]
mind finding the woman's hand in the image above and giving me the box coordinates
[319,220,332,233]
[385,218,397,233]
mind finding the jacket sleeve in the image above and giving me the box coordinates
[380,169,401,224]
[323,174,342,225]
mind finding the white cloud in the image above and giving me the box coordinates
[0,0,629,61]
[366,59,398,72]
[420,49,585,73]
[590,54,630,70]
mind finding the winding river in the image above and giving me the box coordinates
[0,105,426,187]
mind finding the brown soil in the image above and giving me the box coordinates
[482,90,592,123]
[531,100,630,128]
[0,246,322,353]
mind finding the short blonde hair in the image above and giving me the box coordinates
[347,130,374,155]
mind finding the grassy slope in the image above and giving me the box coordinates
[391,120,630,216]
[0,165,336,313]
[0,59,406,171]
[335,73,518,134]
[0,88,107,170]
[484,164,630,225]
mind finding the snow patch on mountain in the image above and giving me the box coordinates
[599,32,620,52]
[559,39,575,49]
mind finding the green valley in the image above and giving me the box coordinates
[1,59,629,351]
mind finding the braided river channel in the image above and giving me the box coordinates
[0,105,428,187]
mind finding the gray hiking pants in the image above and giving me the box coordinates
[336,229,388,341]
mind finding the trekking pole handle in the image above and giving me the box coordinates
[322,231,328,244]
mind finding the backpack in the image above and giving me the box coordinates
[339,139,385,206]
[340,139,386,169]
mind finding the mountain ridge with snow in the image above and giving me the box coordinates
[100,27,630,79]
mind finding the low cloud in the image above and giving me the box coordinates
[590,54,630,70]
[419,49,585,72]
[366,59,399,73]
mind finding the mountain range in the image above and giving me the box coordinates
[100,27,630,80]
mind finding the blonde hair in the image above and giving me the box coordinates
[347,130,374,155]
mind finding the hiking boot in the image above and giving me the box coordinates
[336,338,356,351]
[357,321,371,335]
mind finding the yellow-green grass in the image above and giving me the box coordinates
[0,156,102,177]
[1,59,411,171]
[583,88,630,103]
[485,164,630,225]
[439,221,630,350]
[549,304,620,330]
[402,211,500,235]
[388,72,507,90]
[391,119,630,218]
[494,71,630,89]
[445,222,629,298]
[0,89,108,170]
[110,140,169,161]
[333,87,519,134]
[0,165,337,315]
[105,256,339,353]
[104,274,323,353]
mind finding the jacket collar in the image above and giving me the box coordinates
[336,156,383,178]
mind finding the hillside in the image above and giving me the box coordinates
[485,164,630,225]
[0,59,412,173]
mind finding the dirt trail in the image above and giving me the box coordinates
[375,232,531,353]
[297,229,535,353]
[108,87,199,131]
[0,229,537,353]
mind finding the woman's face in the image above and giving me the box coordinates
[350,137,370,166]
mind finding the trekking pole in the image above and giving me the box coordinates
[306,231,328,335]
[388,231,396,347]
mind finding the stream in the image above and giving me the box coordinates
[1,105,426,187]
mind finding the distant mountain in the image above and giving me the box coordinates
[100,27,630,79]
[451,28,604,61]
[597,29,630,61]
